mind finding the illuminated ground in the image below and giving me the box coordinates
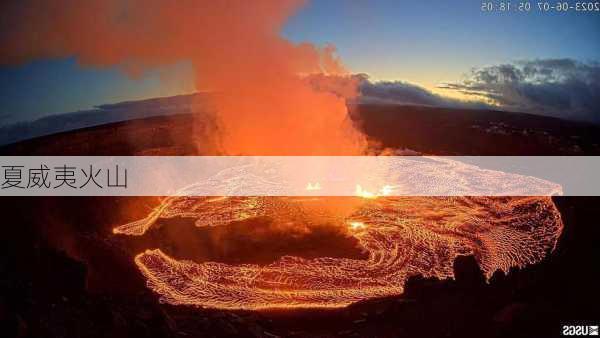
[115,196,563,310]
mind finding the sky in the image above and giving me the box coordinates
[282,0,600,89]
[1,0,599,125]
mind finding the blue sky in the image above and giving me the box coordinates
[283,0,600,84]
[0,58,195,124]
[1,0,599,124]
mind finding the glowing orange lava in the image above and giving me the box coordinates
[115,196,563,310]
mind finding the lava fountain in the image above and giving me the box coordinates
[115,195,563,310]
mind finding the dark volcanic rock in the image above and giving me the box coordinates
[453,255,486,289]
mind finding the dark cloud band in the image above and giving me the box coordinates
[440,59,600,122]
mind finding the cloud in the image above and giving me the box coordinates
[307,73,488,110]
[440,59,600,122]
[353,74,487,110]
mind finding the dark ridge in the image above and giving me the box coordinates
[351,104,600,155]
[3,103,600,156]
[0,114,200,156]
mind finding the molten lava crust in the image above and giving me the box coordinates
[115,196,563,310]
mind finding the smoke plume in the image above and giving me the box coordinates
[0,0,367,154]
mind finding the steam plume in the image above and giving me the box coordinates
[0,0,367,154]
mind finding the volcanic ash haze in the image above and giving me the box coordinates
[0,0,367,154]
